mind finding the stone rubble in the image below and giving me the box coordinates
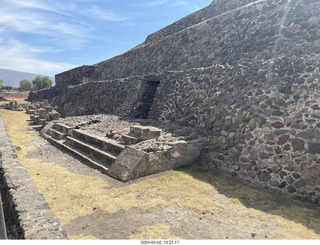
[3,100,24,111]
[26,99,60,127]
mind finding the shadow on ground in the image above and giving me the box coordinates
[179,161,320,235]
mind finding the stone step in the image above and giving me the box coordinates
[72,129,125,155]
[66,136,117,165]
[54,123,73,135]
[47,128,66,140]
[121,134,140,145]
[46,135,110,173]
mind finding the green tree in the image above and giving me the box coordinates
[19,79,32,91]
[32,76,53,90]
[0,79,3,89]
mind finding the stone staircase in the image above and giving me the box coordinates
[43,123,125,173]
[41,122,203,181]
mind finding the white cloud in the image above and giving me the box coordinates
[0,1,89,51]
[83,5,129,22]
[0,39,76,76]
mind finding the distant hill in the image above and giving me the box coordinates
[0,68,55,88]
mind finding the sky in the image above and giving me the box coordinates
[0,0,212,77]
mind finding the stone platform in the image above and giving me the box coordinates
[41,116,203,182]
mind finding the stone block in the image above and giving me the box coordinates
[108,147,148,181]
[45,106,53,114]
[43,99,49,108]
[39,119,47,127]
[33,116,40,124]
[130,126,161,140]
[121,134,139,145]
[39,109,46,119]
[50,113,59,120]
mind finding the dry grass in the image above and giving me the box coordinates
[0,98,30,106]
[129,224,182,240]
[1,109,320,240]
[68,234,98,240]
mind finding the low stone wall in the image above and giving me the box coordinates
[0,115,66,239]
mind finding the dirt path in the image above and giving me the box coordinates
[1,109,320,240]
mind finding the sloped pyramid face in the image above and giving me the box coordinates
[54,0,320,86]
[29,0,320,204]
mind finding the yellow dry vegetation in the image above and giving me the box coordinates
[129,224,182,240]
[0,98,30,106]
[1,108,320,240]
[68,234,98,240]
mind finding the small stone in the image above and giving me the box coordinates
[250,151,259,160]
[293,95,300,101]
[269,180,279,187]
[271,166,282,174]
[287,185,297,193]
[264,134,274,141]
[259,117,267,128]
[278,135,289,145]
[292,173,301,179]
[257,161,268,169]
[292,138,305,151]
[242,164,253,170]
[272,122,285,128]
[257,171,271,182]
[248,171,256,179]
[279,181,287,188]
[284,144,291,151]
[295,178,307,188]
[251,232,257,238]
[274,130,289,135]
[308,143,320,154]
[287,176,294,184]
[280,171,287,178]
[259,152,269,159]
[297,131,312,139]
[272,110,284,116]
